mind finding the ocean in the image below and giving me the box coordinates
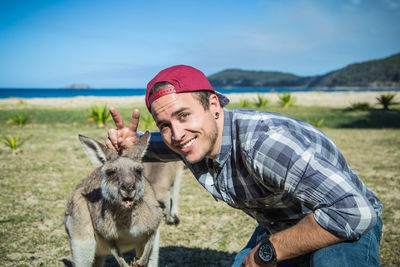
[0,88,399,99]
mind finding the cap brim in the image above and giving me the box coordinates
[215,91,230,107]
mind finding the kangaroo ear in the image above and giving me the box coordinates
[78,135,109,165]
[124,131,151,160]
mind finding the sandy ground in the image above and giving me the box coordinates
[0,91,397,109]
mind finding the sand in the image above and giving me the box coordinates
[0,91,396,109]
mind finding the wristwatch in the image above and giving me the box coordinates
[258,238,278,265]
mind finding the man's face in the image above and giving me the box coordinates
[151,92,219,163]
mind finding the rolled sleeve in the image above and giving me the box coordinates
[289,152,378,240]
[247,129,379,240]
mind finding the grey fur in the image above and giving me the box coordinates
[65,131,162,267]
[144,162,184,225]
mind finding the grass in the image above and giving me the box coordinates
[0,101,399,266]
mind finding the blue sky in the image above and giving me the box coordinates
[0,0,399,88]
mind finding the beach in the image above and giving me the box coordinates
[0,91,395,109]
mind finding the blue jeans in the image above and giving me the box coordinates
[232,217,382,267]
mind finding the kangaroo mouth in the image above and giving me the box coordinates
[122,197,134,208]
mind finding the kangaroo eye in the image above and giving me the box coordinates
[105,168,116,176]
[135,168,143,176]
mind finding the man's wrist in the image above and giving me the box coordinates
[257,237,278,265]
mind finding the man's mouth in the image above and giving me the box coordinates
[180,137,196,151]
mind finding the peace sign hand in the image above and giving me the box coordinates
[106,107,140,151]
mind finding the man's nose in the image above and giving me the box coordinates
[171,123,185,141]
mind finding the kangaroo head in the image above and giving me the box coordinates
[78,131,151,208]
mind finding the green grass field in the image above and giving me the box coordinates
[0,100,399,266]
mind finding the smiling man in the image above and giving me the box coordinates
[106,65,383,266]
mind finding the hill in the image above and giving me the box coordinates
[207,69,303,88]
[207,53,400,88]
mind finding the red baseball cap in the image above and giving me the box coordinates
[145,65,230,111]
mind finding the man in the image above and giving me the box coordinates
[107,65,382,266]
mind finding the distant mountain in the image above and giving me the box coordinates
[207,69,303,88]
[208,53,400,89]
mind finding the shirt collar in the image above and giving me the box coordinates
[214,108,233,168]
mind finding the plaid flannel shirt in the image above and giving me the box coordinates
[144,108,382,241]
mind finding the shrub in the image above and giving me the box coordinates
[88,105,111,128]
[18,99,27,105]
[349,102,370,111]
[7,114,33,127]
[239,99,250,108]
[140,114,156,131]
[0,133,32,154]
[376,93,398,110]
[254,94,269,108]
[278,93,296,108]
[307,118,325,129]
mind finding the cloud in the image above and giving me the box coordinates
[381,0,400,9]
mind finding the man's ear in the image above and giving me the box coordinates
[209,93,220,112]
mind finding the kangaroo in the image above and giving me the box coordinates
[65,131,162,267]
[144,162,184,225]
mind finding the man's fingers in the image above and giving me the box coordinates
[105,137,117,151]
[128,109,140,133]
[110,106,125,130]
[120,136,137,149]
[107,129,119,148]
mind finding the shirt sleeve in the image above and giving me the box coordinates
[141,132,182,162]
[287,151,378,240]
[245,129,378,241]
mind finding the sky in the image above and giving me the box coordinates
[0,0,399,88]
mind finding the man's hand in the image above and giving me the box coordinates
[106,107,140,151]
[241,243,275,267]
[242,213,344,267]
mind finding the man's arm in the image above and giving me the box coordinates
[106,107,181,162]
[241,213,345,266]
[240,128,378,266]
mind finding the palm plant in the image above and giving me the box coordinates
[349,102,370,111]
[140,114,156,131]
[307,118,325,129]
[7,114,33,127]
[278,93,296,108]
[17,99,27,105]
[0,133,32,154]
[88,105,111,128]
[376,93,397,110]
[239,99,250,108]
[254,94,269,108]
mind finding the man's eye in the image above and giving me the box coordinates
[179,113,189,119]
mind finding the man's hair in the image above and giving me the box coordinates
[149,82,212,110]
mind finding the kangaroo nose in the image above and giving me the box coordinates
[121,184,135,193]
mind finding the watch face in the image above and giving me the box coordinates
[258,243,274,262]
